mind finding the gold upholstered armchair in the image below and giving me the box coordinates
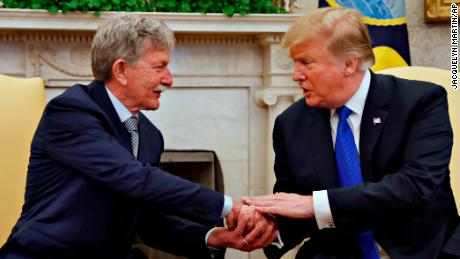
[0,74,45,245]
[378,66,460,211]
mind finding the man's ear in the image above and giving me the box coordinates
[343,57,359,76]
[112,58,129,86]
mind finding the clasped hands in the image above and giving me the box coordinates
[207,200,278,252]
[208,193,314,252]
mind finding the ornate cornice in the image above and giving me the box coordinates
[0,9,300,33]
[176,34,255,45]
[256,34,284,46]
[0,9,298,45]
[0,31,94,42]
[0,31,257,45]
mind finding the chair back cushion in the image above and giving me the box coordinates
[0,74,45,244]
[378,66,460,211]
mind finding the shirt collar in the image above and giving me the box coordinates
[330,70,371,117]
[105,86,136,123]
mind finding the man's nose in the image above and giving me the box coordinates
[292,62,306,81]
[292,68,305,81]
[161,68,173,87]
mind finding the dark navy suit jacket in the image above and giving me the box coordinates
[0,81,224,258]
[264,73,459,259]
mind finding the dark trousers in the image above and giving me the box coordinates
[0,241,148,259]
[0,242,36,259]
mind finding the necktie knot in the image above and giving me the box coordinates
[123,116,139,132]
[337,106,352,121]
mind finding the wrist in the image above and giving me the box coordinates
[206,227,229,249]
[306,195,315,218]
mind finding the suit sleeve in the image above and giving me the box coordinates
[137,208,225,259]
[264,117,318,258]
[328,86,453,231]
[42,96,224,226]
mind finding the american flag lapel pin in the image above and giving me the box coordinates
[373,117,382,125]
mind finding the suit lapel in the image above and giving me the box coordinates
[360,72,392,182]
[137,112,154,163]
[87,81,132,153]
[310,108,339,188]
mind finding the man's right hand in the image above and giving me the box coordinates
[208,205,278,252]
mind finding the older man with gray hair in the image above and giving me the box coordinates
[0,14,276,259]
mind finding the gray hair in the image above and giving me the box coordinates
[283,7,375,71]
[91,14,175,82]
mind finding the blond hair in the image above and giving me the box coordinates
[91,14,175,82]
[283,7,375,70]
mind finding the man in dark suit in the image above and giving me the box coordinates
[0,14,276,259]
[243,7,459,259]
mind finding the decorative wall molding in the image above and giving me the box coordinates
[274,48,293,70]
[0,9,300,33]
[255,87,301,106]
[0,8,298,49]
[176,34,256,45]
[256,34,284,45]
[39,47,93,77]
[0,31,93,42]
[0,31,257,45]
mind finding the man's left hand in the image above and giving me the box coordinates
[242,192,314,219]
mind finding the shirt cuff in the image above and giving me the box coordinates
[313,190,335,229]
[270,230,284,249]
[220,195,233,218]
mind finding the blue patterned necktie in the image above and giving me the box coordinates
[335,106,380,259]
[123,116,139,159]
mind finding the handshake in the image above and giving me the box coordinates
[206,199,278,252]
[207,192,315,251]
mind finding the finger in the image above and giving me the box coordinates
[226,211,236,230]
[243,194,277,203]
[243,197,276,207]
[228,200,243,229]
[239,206,257,233]
[253,209,262,225]
[251,224,274,248]
[262,221,278,244]
[243,221,266,245]
[255,205,311,219]
[241,196,251,205]
[246,206,256,231]
[237,205,249,222]
[247,211,270,242]
[251,216,279,248]
[254,206,282,215]
[234,212,249,236]
[267,224,278,244]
